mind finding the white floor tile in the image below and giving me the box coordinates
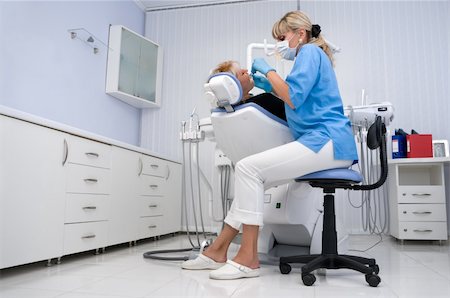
[0,287,64,298]
[57,292,137,298]
[5,274,103,292]
[74,276,172,297]
[1,235,449,298]
[145,273,245,297]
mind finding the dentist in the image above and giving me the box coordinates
[182,10,357,280]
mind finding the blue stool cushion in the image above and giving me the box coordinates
[297,168,363,183]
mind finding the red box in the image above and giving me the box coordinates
[406,134,433,158]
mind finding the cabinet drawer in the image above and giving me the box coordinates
[66,164,111,194]
[138,196,163,217]
[66,136,112,169]
[140,175,165,196]
[64,221,108,255]
[141,155,167,177]
[398,204,447,222]
[397,186,445,203]
[138,216,163,239]
[65,194,109,223]
[397,222,448,240]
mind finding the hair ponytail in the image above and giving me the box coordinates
[309,34,334,67]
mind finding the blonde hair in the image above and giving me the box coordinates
[272,11,334,66]
[210,60,240,76]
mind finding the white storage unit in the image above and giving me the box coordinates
[388,158,449,242]
[0,107,182,269]
[106,25,163,109]
[0,115,66,268]
[63,135,112,255]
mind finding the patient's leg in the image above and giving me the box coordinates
[203,224,239,263]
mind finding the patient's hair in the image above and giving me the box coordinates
[210,60,240,77]
[272,11,334,66]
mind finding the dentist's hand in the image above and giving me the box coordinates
[253,73,272,93]
[251,58,275,76]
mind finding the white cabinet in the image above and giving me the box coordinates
[106,25,163,109]
[0,110,182,269]
[162,161,182,235]
[0,115,65,268]
[109,146,140,245]
[62,135,112,255]
[388,159,449,241]
[108,147,182,245]
[137,157,182,239]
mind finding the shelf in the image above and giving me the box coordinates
[388,157,450,165]
[398,165,443,186]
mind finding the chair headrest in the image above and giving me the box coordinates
[204,73,242,112]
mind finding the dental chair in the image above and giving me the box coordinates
[204,73,349,262]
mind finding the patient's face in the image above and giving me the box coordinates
[236,68,254,95]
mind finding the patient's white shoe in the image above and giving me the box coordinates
[209,260,260,280]
[181,254,226,270]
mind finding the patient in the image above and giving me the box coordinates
[210,60,286,121]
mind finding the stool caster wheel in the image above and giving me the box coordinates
[302,273,316,286]
[279,263,291,274]
[365,274,381,287]
[370,264,380,274]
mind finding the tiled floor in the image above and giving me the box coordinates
[1,234,449,297]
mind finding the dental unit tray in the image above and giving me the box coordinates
[345,102,394,127]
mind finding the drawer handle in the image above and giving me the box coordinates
[149,204,158,208]
[84,178,98,183]
[150,164,159,169]
[411,193,432,197]
[82,206,97,210]
[149,185,158,189]
[85,152,99,158]
[412,211,432,215]
[81,234,96,239]
[138,157,143,176]
[148,225,157,229]
[62,139,68,166]
[413,229,433,233]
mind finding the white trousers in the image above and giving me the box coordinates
[224,140,353,230]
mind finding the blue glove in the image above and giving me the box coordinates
[253,73,272,93]
[251,58,275,75]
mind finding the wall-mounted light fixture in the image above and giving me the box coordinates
[68,28,110,54]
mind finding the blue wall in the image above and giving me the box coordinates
[0,1,144,145]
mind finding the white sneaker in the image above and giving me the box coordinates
[181,254,226,270]
[209,260,260,280]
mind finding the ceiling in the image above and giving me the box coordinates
[135,0,251,11]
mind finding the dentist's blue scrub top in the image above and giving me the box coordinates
[285,44,358,161]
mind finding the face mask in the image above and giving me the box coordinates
[275,34,299,61]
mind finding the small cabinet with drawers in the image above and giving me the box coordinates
[62,135,112,255]
[138,155,168,239]
[388,158,449,241]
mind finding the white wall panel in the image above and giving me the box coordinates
[142,0,449,234]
